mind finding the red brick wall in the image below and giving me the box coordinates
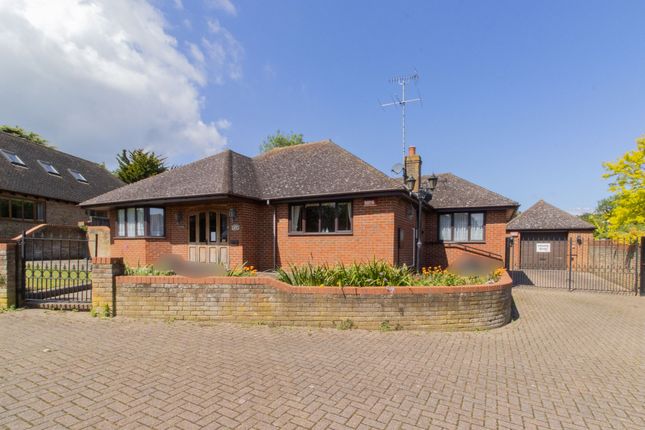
[109,197,416,270]
[423,210,509,269]
[112,273,514,331]
[274,197,399,268]
[107,198,510,272]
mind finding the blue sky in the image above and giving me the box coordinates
[160,0,645,213]
[1,1,644,214]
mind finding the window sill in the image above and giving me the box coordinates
[288,231,353,237]
[439,240,486,244]
[114,236,166,240]
[0,218,45,223]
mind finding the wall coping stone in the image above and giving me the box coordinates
[115,271,512,296]
[93,257,125,265]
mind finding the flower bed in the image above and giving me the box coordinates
[93,257,514,330]
[124,263,257,277]
[276,260,503,287]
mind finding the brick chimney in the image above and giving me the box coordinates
[404,146,422,192]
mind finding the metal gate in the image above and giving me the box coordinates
[19,236,92,309]
[506,236,642,295]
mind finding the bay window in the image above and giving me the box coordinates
[290,201,352,234]
[116,207,165,237]
[438,212,485,242]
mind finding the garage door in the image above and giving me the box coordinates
[520,232,567,269]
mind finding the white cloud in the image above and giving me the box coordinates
[204,18,243,83]
[187,42,205,64]
[205,0,236,16]
[0,0,239,166]
[173,0,184,10]
[216,119,231,129]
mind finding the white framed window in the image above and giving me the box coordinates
[438,212,486,242]
[38,160,60,176]
[1,149,26,167]
[68,169,88,183]
[117,209,126,236]
[116,207,165,238]
[126,208,136,237]
[470,213,484,241]
[439,214,452,241]
[149,208,165,237]
[136,208,145,236]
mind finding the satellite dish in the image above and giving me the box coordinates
[391,163,404,175]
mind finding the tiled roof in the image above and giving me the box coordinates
[0,131,123,203]
[507,200,595,231]
[425,173,518,210]
[254,141,403,200]
[82,140,405,206]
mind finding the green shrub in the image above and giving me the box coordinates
[277,261,504,287]
[277,260,413,287]
[125,265,175,276]
[227,264,257,277]
[91,304,111,318]
[337,319,354,330]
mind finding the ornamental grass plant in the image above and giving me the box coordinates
[276,260,504,287]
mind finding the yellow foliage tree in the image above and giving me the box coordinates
[602,137,645,241]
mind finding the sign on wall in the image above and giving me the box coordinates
[535,243,551,253]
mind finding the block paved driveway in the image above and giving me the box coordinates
[0,287,643,430]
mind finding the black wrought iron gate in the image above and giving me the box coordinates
[19,236,92,309]
[506,236,642,295]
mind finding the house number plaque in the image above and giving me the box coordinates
[231,223,240,231]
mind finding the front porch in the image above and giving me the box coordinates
[93,200,269,270]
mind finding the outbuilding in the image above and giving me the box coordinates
[506,200,595,269]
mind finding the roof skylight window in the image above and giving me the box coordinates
[69,169,88,183]
[38,160,60,176]
[0,149,26,167]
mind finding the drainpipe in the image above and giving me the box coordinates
[267,200,276,270]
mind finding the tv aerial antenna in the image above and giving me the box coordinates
[379,72,422,162]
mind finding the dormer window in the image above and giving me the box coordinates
[69,169,88,183]
[38,160,60,176]
[0,149,26,167]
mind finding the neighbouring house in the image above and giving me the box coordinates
[506,200,595,269]
[0,131,124,239]
[80,140,519,270]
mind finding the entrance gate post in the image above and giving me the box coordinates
[568,238,573,292]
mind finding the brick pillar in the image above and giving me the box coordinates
[0,242,17,308]
[92,257,124,315]
[87,226,111,259]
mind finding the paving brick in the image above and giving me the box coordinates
[0,287,643,429]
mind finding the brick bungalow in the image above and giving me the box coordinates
[0,131,124,239]
[81,140,518,270]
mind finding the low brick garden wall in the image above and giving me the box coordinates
[106,271,513,331]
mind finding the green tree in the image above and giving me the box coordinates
[601,137,645,240]
[579,196,617,239]
[0,125,52,147]
[115,149,168,184]
[260,130,304,152]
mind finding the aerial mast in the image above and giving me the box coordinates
[380,72,422,161]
